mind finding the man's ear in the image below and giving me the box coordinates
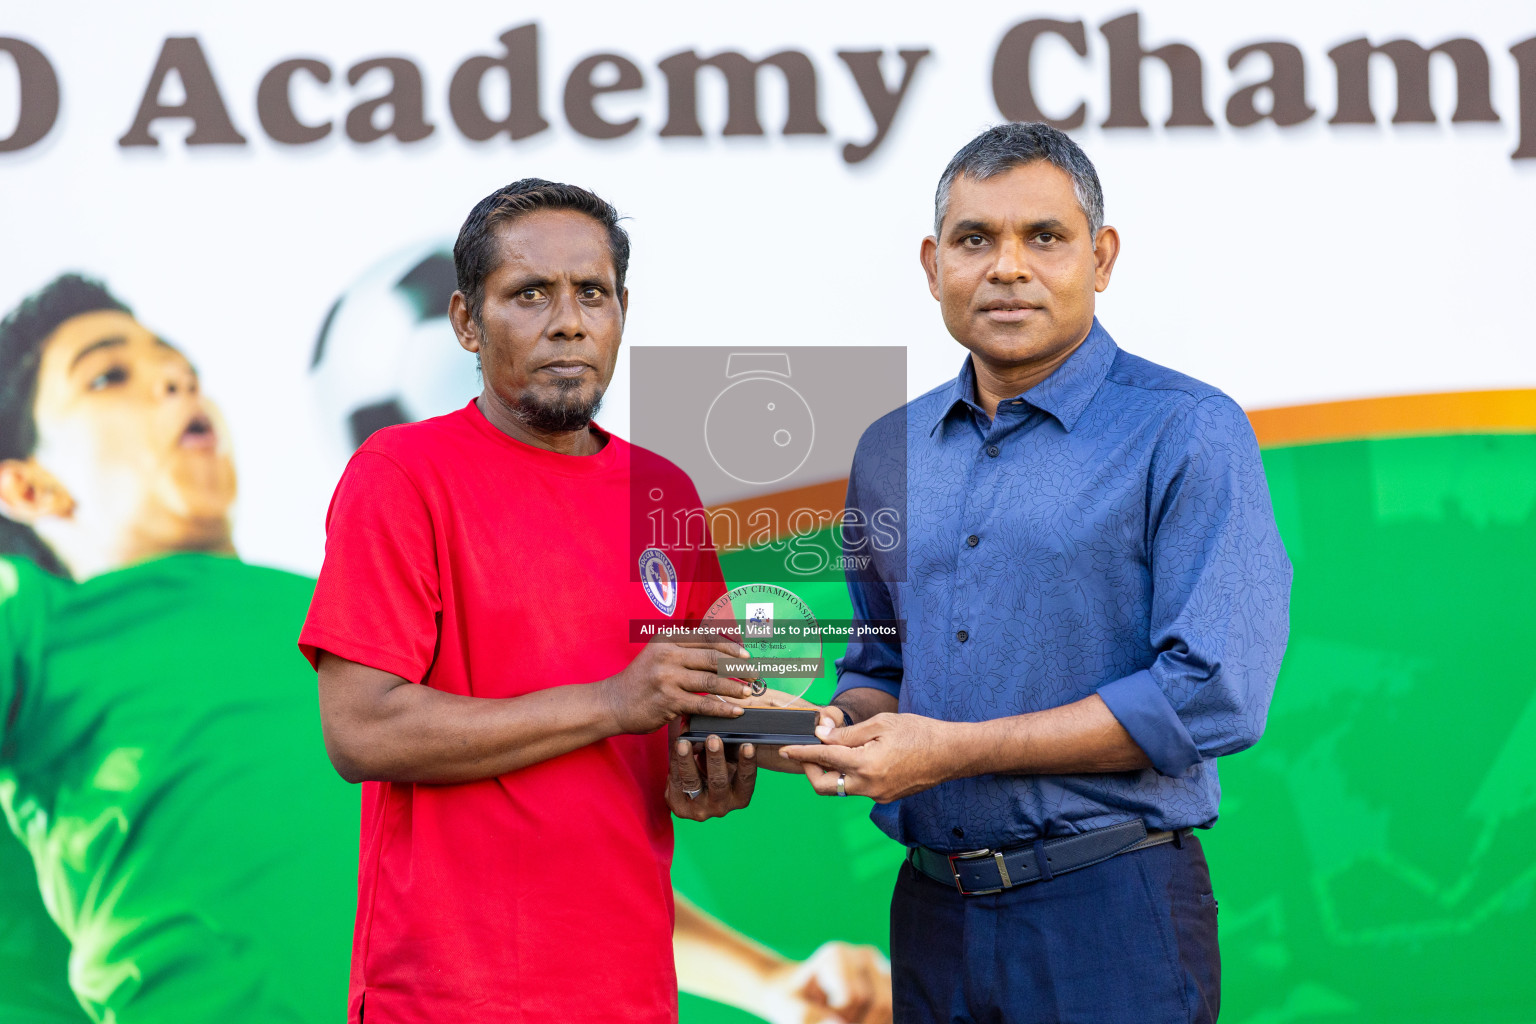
[0,458,75,524]
[1092,226,1121,293]
[448,291,480,353]
[920,236,941,301]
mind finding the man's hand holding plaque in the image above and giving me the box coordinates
[679,584,827,748]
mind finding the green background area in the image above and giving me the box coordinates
[677,432,1536,1023]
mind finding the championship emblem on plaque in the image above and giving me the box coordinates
[680,584,826,746]
[638,548,678,616]
[745,602,774,638]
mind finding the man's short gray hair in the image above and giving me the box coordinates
[933,123,1105,243]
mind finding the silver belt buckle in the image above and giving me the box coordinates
[947,847,1008,896]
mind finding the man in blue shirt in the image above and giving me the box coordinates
[781,123,1291,1022]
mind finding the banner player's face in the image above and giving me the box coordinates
[30,310,236,558]
[471,209,626,430]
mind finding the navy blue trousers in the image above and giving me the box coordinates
[890,834,1220,1024]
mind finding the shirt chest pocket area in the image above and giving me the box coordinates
[983,477,1148,602]
[452,532,627,649]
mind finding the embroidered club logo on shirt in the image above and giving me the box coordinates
[639,548,678,616]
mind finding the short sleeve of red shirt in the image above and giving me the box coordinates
[299,451,440,680]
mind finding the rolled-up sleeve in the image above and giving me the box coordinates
[1097,396,1292,777]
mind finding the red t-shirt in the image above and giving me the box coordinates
[299,401,725,1024]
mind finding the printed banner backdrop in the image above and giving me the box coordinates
[2,1,1534,1022]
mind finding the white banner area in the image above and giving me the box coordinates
[2,1,1531,573]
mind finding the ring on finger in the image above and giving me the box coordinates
[836,773,847,798]
[684,787,703,800]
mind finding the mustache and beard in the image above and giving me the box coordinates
[512,375,606,433]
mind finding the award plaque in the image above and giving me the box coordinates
[679,583,825,746]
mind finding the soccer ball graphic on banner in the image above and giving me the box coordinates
[309,240,477,458]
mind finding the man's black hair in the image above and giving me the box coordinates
[934,122,1105,241]
[452,178,631,324]
[0,273,130,576]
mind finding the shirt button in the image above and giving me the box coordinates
[956,629,969,642]
[986,445,1000,458]
[966,534,979,547]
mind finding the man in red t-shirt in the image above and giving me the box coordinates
[299,179,759,1023]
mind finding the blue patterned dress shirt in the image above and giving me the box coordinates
[834,319,1291,852]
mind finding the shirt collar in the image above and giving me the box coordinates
[928,318,1117,436]
[927,358,987,435]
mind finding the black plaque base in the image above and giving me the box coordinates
[680,707,822,746]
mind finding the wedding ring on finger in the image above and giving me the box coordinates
[837,774,847,798]
[684,788,703,800]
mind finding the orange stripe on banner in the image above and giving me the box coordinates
[1247,389,1536,448]
[707,390,1536,546]
[706,477,848,551]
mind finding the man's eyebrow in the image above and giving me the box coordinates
[156,336,198,375]
[950,217,1072,237]
[69,335,126,370]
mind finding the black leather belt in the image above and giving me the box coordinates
[908,819,1193,896]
